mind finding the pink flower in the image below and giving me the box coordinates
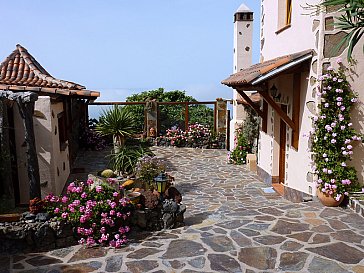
[86,179,94,185]
[81,192,88,199]
[113,192,119,197]
[54,208,60,213]
[96,185,103,193]
[61,212,68,219]
[62,196,69,203]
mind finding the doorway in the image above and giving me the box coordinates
[279,104,287,184]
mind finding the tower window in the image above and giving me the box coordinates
[234,12,253,22]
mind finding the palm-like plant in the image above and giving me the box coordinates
[320,0,364,58]
[96,106,136,152]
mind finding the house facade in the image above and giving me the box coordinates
[223,2,364,201]
[0,44,99,206]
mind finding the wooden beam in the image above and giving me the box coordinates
[257,87,296,130]
[292,73,301,149]
[262,100,268,133]
[184,102,189,131]
[236,89,263,118]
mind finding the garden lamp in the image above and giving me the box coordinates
[270,84,278,98]
[154,171,168,193]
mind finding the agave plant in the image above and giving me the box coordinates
[319,0,364,59]
[96,106,136,152]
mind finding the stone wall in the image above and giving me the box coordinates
[0,213,76,254]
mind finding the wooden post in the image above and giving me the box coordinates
[184,102,189,131]
[16,95,41,199]
[292,73,301,149]
[0,99,15,209]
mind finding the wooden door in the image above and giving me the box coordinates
[279,105,287,184]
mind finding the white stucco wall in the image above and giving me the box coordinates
[34,97,55,196]
[259,0,364,195]
[261,0,318,61]
[285,73,314,195]
[50,101,70,195]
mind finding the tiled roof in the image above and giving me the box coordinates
[222,49,314,87]
[0,44,99,97]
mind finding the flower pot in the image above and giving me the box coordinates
[317,190,344,207]
[127,192,141,205]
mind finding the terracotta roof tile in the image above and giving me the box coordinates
[222,49,314,87]
[0,44,99,98]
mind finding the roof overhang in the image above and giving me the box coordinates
[0,84,100,98]
[222,49,314,89]
[222,49,314,140]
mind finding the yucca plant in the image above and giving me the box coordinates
[96,106,136,153]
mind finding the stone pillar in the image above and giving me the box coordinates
[146,100,158,137]
[0,99,15,210]
[216,99,228,135]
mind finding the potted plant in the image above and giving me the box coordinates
[311,60,363,206]
[96,106,136,153]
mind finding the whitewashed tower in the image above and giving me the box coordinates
[230,3,254,150]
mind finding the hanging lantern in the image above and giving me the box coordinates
[154,171,168,193]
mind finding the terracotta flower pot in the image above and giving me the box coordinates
[317,190,344,207]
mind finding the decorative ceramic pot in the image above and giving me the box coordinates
[317,190,344,207]
[127,192,141,205]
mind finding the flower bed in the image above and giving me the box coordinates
[44,178,133,248]
[155,123,225,149]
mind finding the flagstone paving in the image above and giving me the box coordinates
[2,147,364,272]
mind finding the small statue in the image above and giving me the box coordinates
[149,127,156,138]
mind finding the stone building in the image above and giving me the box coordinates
[0,44,99,207]
[223,1,364,201]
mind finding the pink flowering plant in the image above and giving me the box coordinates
[312,62,363,201]
[135,155,166,186]
[156,123,224,148]
[44,178,132,248]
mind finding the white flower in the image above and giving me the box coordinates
[341,162,347,167]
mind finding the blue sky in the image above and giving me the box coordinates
[0,0,260,116]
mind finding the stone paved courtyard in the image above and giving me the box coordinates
[2,147,364,272]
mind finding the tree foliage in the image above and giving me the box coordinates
[125,88,214,133]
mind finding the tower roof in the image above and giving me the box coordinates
[0,44,99,97]
[235,3,252,14]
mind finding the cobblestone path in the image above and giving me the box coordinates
[2,147,364,272]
